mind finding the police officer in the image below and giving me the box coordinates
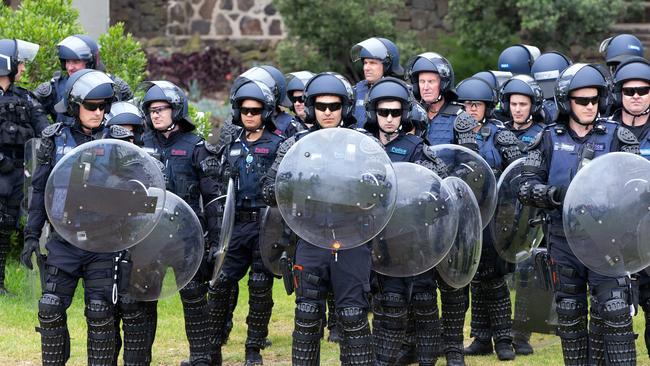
[140,81,221,366]
[518,63,639,365]
[500,75,547,144]
[34,34,132,124]
[455,76,522,363]
[0,38,48,295]
[610,57,650,359]
[21,69,119,365]
[286,71,315,130]
[363,77,449,366]
[207,79,284,366]
[600,34,645,73]
[350,37,404,127]
[497,44,541,75]
[262,72,375,365]
[531,52,572,124]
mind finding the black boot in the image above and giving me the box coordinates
[244,347,263,366]
[468,282,491,354]
[464,338,493,356]
[207,274,233,365]
[512,330,533,356]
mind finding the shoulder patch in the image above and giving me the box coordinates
[204,141,219,154]
[34,82,53,99]
[453,112,479,133]
[495,129,519,147]
[108,125,134,140]
[527,130,544,150]
[41,122,64,138]
[617,126,638,145]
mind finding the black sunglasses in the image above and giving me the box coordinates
[376,108,403,117]
[289,94,305,103]
[622,86,650,97]
[314,102,342,112]
[240,107,263,116]
[569,95,599,106]
[82,101,108,111]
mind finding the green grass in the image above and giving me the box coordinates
[1,260,650,365]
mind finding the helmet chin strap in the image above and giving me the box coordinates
[379,124,401,141]
[622,105,650,126]
[244,124,265,138]
[570,111,596,130]
[164,122,176,132]
[513,114,533,126]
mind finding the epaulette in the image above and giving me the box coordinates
[108,125,134,140]
[617,125,638,145]
[454,112,479,133]
[41,122,64,138]
[34,82,53,99]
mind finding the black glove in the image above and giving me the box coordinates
[20,238,41,270]
[548,185,566,207]
[0,153,13,174]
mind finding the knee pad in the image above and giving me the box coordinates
[180,280,207,303]
[412,291,438,316]
[294,302,322,334]
[593,278,632,326]
[337,306,368,332]
[248,271,273,295]
[85,299,114,327]
[38,294,66,324]
[556,298,588,339]
[375,292,407,317]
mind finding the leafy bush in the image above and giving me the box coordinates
[147,47,244,95]
[188,102,213,140]
[98,22,147,90]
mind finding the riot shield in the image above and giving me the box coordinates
[564,152,650,277]
[209,178,235,287]
[371,163,458,277]
[22,138,38,215]
[260,206,297,277]
[512,248,558,334]
[44,140,166,252]
[275,128,397,250]
[122,191,204,301]
[436,177,482,288]
[427,144,497,228]
[492,158,545,263]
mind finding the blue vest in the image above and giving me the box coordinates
[542,99,557,125]
[227,129,283,209]
[353,80,369,128]
[426,108,457,146]
[53,127,78,164]
[476,121,503,171]
[513,123,545,146]
[384,134,423,163]
[637,129,650,160]
[143,132,202,212]
[274,111,294,137]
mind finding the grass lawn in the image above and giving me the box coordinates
[1,260,649,365]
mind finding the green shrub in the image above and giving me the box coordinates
[98,22,147,90]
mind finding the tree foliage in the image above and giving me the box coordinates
[98,22,147,90]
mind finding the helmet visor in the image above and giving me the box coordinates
[350,38,388,63]
[15,40,39,62]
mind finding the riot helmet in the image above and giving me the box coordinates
[53,69,115,130]
[230,79,277,131]
[612,56,650,121]
[472,70,513,91]
[531,51,572,99]
[555,63,609,123]
[600,34,644,68]
[286,71,315,112]
[407,100,428,135]
[497,44,541,75]
[140,80,194,132]
[303,72,355,128]
[232,65,289,108]
[105,101,145,145]
[363,77,412,134]
[0,39,39,80]
[57,35,101,70]
[499,75,544,120]
[350,37,404,77]
[406,52,455,102]
[456,77,498,121]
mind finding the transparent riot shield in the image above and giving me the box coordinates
[275,129,397,250]
[260,206,297,277]
[512,248,558,334]
[209,178,235,286]
[122,191,203,301]
[22,138,37,215]
[371,163,458,277]
[436,177,482,288]
[44,140,166,252]
[564,152,650,276]
[492,158,545,263]
[427,144,497,228]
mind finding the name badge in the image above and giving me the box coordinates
[390,146,407,155]
[171,149,187,156]
[589,143,605,151]
[553,142,575,152]
[254,147,270,154]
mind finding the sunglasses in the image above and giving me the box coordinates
[240,107,263,116]
[314,102,342,112]
[463,101,485,109]
[376,108,403,117]
[82,101,109,111]
[622,86,650,97]
[289,95,305,103]
[149,106,171,115]
[570,96,599,106]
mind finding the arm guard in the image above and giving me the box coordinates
[616,126,641,154]
[417,147,449,178]
[454,111,480,151]
[495,129,523,165]
[262,137,296,206]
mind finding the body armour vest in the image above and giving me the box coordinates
[637,128,650,160]
[274,111,296,137]
[143,132,202,212]
[426,106,458,146]
[511,122,545,146]
[0,94,35,147]
[227,129,283,209]
[353,80,369,128]
[384,133,422,163]
[476,121,504,171]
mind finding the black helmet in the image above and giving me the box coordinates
[232,65,289,108]
[555,63,609,117]
[472,70,513,91]
[54,69,115,117]
[140,80,193,131]
[230,79,277,131]
[0,39,39,79]
[350,37,404,77]
[407,101,428,136]
[600,34,644,67]
[303,72,355,127]
[612,56,650,107]
[406,52,455,101]
[286,71,315,104]
[456,77,498,119]
[363,77,412,133]
[57,34,100,70]
[105,101,145,145]
[497,44,541,75]
[531,51,572,99]
[499,75,544,117]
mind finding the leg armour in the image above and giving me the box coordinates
[469,281,491,341]
[394,309,417,366]
[0,235,10,293]
[292,302,322,366]
[372,292,407,366]
[439,284,467,365]
[120,299,152,366]
[245,271,274,350]
[589,298,605,365]
[180,281,211,365]
[207,274,233,363]
[326,293,341,343]
[223,281,239,345]
[644,305,650,358]
[37,294,70,366]
[484,278,512,344]
[600,297,636,365]
[556,298,589,365]
[144,301,158,362]
[338,307,375,366]
[412,291,441,366]
[86,299,116,366]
